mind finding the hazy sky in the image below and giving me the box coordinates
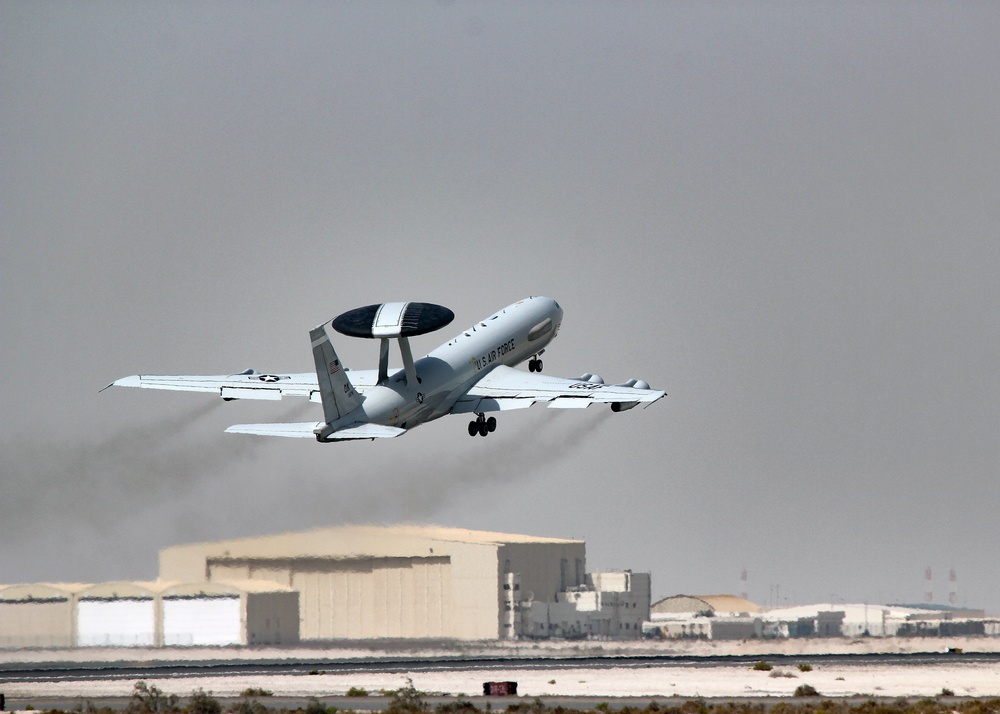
[3,2,999,613]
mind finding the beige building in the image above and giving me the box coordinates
[648,594,763,641]
[159,524,586,641]
[0,580,297,649]
[159,581,298,646]
[651,594,761,616]
[0,583,87,648]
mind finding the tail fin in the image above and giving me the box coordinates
[310,323,362,424]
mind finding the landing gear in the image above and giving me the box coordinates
[528,357,543,372]
[468,413,497,437]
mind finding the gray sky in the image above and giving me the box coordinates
[3,2,999,612]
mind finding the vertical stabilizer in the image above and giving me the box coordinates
[310,323,362,425]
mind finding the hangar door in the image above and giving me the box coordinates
[77,598,155,647]
[0,600,73,648]
[162,596,241,646]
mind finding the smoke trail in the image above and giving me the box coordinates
[369,407,616,520]
[0,392,336,581]
[0,398,287,544]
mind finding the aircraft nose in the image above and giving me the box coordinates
[546,298,564,326]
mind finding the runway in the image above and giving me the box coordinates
[2,650,1000,706]
[2,651,999,682]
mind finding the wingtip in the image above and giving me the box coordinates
[642,391,667,407]
[105,375,141,390]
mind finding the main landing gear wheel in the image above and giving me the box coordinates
[528,358,543,372]
[468,413,497,437]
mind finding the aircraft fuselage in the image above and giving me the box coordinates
[325,297,562,433]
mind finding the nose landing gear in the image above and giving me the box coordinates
[468,412,497,437]
[528,355,544,372]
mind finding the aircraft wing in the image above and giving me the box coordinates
[450,365,666,414]
[104,370,378,401]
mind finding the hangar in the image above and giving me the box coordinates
[0,580,297,648]
[651,594,761,616]
[76,582,158,647]
[1,525,647,647]
[159,524,591,640]
[0,583,85,648]
[160,581,298,646]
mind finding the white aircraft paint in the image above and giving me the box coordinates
[106,297,665,442]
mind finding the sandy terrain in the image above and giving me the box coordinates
[2,639,999,700]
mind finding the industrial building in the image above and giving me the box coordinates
[760,603,994,638]
[0,583,86,648]
[0,580,296,648]
[526,570,650,638]
[648,594,762,640]
[646,596,1000,640]
[160,524,647,641]
[1,525,649,647]
[652,594,760,617]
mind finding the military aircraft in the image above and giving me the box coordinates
[105,296,665,442]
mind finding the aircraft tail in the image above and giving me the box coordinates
[310,322,362,425]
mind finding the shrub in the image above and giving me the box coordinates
[769,670,797,678]
[797,664,813,672]
[752,661,773,672]
[346,688,368,698]
[387,678,427,714]
[676,699,710,714]
[305,697,337,714]
[940,688,955,697]
[126,682,179,714]
[793,684,820,697]
[239,690,272,698]
[228,700,266,714]
[77,703,114,714]
[187,690,221,714]
[433,702,477,714]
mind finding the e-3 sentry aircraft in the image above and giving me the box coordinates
[105,297,665,442]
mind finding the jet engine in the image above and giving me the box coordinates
[610,378,652,412]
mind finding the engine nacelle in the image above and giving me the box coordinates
[616,378,651,390]
[611,401,639,412]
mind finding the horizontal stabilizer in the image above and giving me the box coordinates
[225,421,405,440]
[225,422,322,437]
